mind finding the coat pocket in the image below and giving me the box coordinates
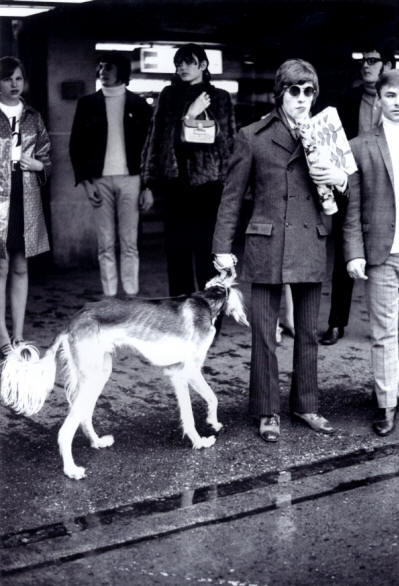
[316,224,329,237]
[245,222,273,236]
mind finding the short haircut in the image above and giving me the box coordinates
[96,52,131,85]
[375,69,399,97]
[0,56,26,81]
[173,43,211,82]
[273,59,319,106]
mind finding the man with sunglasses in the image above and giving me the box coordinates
[320,47,394,346]
[343,69,399,437]
[213,59,347,443]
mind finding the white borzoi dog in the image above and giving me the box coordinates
[0,272,248,480]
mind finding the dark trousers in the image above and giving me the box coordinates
[328,208,354,328]
[249,282,322,417]
[162,179,223,296]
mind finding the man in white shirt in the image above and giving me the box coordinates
[70,53,153,297]
[343,69,399,436]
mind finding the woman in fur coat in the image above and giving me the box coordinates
[142,43,236,296]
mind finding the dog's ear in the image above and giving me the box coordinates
[225,287,249,327]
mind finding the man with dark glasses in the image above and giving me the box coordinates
[320,46,395,347]
[213,59,347,443]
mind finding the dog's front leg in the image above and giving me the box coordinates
[168,370,216,449]
[188,370,223,433]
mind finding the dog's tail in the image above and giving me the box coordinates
[0,333,68,416]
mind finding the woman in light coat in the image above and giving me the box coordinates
[0,56,51,358]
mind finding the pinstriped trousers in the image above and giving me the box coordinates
[249,282,322,417]
[366,254,399,408]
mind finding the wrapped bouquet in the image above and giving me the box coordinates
[295,107,358,215]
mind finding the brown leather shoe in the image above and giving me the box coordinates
[320,327,344,345]
[373,407,397,437]
[293,412,335,434]
[259,415,280,442]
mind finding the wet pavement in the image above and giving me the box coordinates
[1,235,398,585]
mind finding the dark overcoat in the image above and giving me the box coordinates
[69,89,153,185]
[343,125,396,266]
[212,109,331,284]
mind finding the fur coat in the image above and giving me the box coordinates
[142,80,236,188]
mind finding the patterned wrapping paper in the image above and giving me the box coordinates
[296,107,357,215]
[311,106,357,174]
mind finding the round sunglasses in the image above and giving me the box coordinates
[285,85,316,98]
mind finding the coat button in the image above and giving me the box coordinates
[304,223,309,228]
[285,222,289,227]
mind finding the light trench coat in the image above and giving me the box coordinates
[0,102,51,258]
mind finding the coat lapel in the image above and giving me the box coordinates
[375,126,395,188]
[270,118,300,160]
[256,109,303,162]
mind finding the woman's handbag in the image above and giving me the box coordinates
[181,110,217,144]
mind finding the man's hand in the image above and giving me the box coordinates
[309,164,347,189]
[347,258,367,280]
[139,188,154,212]
[20,155,44,172]
[213,253,237,279]
[81,180,102,207]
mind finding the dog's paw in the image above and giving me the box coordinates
[64,465,86,480]
[91,435,114,449]
[193,435,216,449]
[207,419,223,433]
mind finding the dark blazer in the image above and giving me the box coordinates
[212,109,331,284]
[69,89,152,185]
[343,124,396,266]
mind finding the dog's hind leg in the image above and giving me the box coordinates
[188,369,223,433]
[58,350,114,479]
[167,369,216,449]
[58,386,90,480]
[80,352,115,450]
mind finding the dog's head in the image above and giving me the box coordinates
[205,271,249,327]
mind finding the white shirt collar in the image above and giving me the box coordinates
[382,114,399,132]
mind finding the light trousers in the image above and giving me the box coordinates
[366,254,399,408]
[92,175,140,296]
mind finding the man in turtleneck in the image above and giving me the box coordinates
[70,53,153,297]
[320,47,395,346]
